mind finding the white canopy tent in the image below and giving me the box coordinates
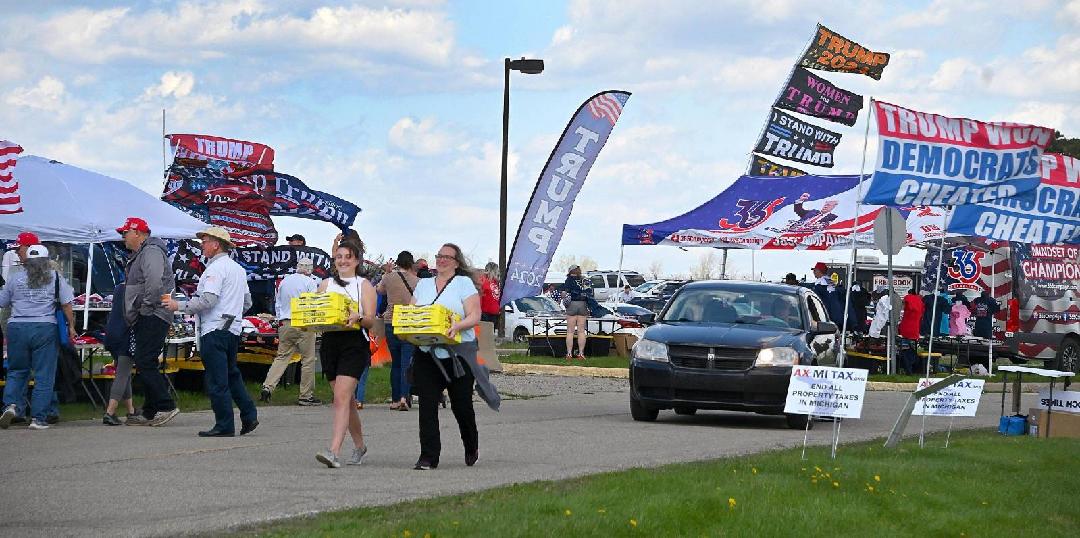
[0,155,206,329]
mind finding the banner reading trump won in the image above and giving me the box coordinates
[864,101,1054,206]
[501,91,631,306]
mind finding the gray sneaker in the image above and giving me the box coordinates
[28,419,50,430]
[346,445,368,466]
[0,404,16,429]
[125,414,151,426]
[316,450,341,469]
[148,408,180,427]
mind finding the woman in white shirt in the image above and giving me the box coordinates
[409,243,484,470]
[314,239,377,469]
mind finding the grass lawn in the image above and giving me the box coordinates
[58,366,393,422]
[499,353,629,369]
[238,430,1078,537]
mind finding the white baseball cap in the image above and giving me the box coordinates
[26,245,48,259]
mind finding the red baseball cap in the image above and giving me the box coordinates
[116,217,150,235]
[812,262,828,272]
[16,232,40,247]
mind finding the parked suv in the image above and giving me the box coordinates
[629,280,838,429]
[586,270,647,301]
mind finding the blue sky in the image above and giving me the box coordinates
[2,0,1078,280]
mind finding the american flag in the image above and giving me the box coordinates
[587,93,623,126]
[0,140,24,214]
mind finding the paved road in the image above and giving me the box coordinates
[0,374,1031,537]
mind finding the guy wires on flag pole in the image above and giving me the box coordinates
[831,97,874,458]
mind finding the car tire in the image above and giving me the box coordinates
[785,413,814,430]
[673,406,697,416]
[513,327,529,344]
[1055,336,1080,374]
[630,393,658,422]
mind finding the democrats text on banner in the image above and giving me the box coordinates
[755,108,841,168]
[914,378,984,417]
[864,101,1054,206]
[622,174,942,250]
[784,365,868,419]
[272,172,360,230]
[798,23,890,80]
[501,91,631,307]
[749,154,807,177]
[948,154,1080,244]
[775,66,864,126]
[173,240,331,282]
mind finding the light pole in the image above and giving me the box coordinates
[499,56,544,337]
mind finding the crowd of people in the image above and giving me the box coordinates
[0,218,503,472]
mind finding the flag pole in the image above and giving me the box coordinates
[161,109,167,180]
[745,28,818,174]
[988,248,996,375]
[919,207,952,448]
[837,97,874,369]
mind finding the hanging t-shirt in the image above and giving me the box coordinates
[971,296,999,338]
[413,274,479,344]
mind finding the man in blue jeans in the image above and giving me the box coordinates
[164,227,258,437]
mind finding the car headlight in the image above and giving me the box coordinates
[632,339,669,362]
[755,347,798,367]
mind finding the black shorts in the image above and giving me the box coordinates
[319,330,370,381]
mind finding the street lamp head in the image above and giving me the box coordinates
[507,57,544,75]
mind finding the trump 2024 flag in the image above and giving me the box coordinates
[501,91,630,306]
[864,101,1054,206]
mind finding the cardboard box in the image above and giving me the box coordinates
[612,333,639,357]
[1027,407,1080,439]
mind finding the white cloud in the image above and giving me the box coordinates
[927,57,982,91]
[388,117,466,157]
[4,76,69,113]
[144,71,196,99]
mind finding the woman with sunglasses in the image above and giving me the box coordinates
[314,238,377,468]
[409,243,500,470]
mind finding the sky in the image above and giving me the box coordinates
[2,0,1079,282]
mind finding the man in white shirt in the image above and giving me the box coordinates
[260,257,319,406]
[614,284,634,303]
[163,227,258,437]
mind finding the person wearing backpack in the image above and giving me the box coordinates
[377,251,420,411]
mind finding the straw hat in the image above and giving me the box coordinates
[196,226,233,247]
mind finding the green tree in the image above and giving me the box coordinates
[1047,131,1080,159]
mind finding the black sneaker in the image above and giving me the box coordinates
[259,387,272,403]
[102,413,122,426]
[46,415,59,425]
[413,458,438,470]
[297,396,322,406]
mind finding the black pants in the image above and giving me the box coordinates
[413,348,477,464]
[133,315,175,418]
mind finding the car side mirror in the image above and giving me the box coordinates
[503,305,513,313]
[810,321,838,334]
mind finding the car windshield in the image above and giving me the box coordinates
[616,305,651,315]
[634,281,660,293]
[661,287,804,329]
[625,274,646,287]
[515,296,562,313]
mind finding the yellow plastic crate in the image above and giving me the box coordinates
[291,292,359,331]
[392,304,462,346]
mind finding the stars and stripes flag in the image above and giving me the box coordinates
[0,140,24,214]
[587,93,623,125]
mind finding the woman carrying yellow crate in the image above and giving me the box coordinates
[408,243,500,470]
[313,238,377,469]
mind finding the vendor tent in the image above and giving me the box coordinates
[0,155,205,242]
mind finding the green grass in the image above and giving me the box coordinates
[59,366,392,422]
[498,354,629,369]
[237,430,1079,537]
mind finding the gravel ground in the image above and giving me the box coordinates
[492,372,629,398]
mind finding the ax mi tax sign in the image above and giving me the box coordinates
[784,366,869,419]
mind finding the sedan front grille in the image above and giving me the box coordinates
[668,345,757,370]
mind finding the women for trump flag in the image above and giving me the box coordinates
[501,90,630,306]
[863,101,1054,206]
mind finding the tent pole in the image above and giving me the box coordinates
[616,245,625,305]
[720,248,728,280]
[81,243,94,331]
[838,97,874,369]
[920,207,952,448]
[988,248,996,375]
[750,250,755,281]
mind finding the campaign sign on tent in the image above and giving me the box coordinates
[755,108,841,168]
[864,101,1054,206]
[798,23,890,80]
[775,66,864,127]
[1037,389,1080,414]
[913,378,984,417]
[748,154,807,177]
[948,154,1080,244]
[784,366,868,419]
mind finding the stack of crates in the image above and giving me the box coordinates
[392,304,462,346]
[290,292,360,331]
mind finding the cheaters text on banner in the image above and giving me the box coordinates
[864,101,1054,206]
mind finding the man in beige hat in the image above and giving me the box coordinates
[163,227,258,437]
[260,256,319,406]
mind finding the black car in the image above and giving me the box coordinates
[629,280,838,429]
